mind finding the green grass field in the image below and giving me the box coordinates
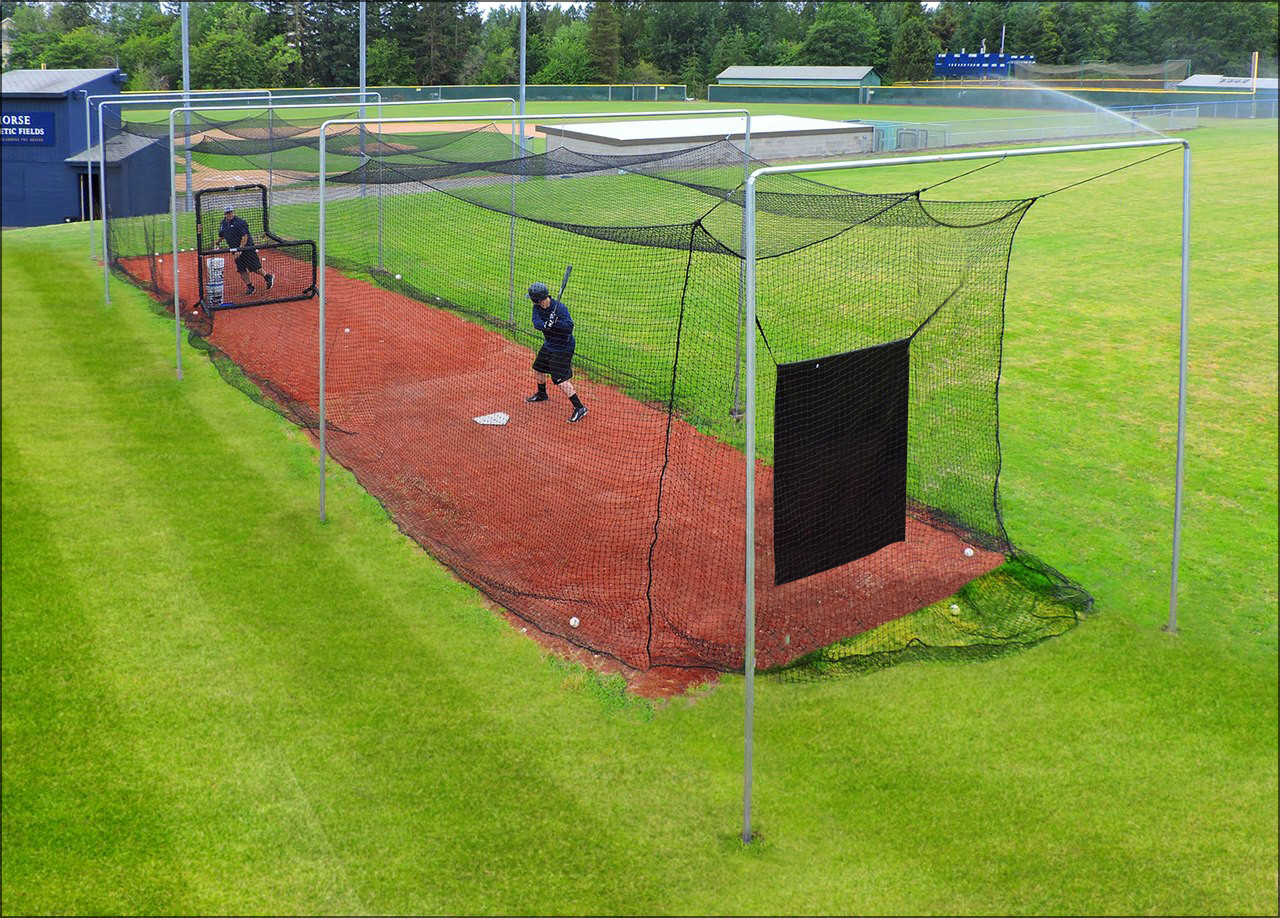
[4,113,1277,914]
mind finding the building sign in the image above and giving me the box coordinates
[1,112,55,145]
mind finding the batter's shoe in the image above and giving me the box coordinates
[568,405,588,423]
[246,283,256,295]
[265,273,275,290]
[526,391,549,403]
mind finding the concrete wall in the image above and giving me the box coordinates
[544,125,874,160]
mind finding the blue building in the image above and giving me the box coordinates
[0,68,168,227]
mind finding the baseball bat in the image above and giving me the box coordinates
[558,264,572,300]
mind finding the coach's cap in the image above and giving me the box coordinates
[528,282,550,302]
[224,206,233,213]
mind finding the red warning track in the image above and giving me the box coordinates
[124,253,1002,696]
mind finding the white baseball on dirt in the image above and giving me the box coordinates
[569,616,580,628]
[963,547,975,557]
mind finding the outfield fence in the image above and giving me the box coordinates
[859,106,1199,153]
[266,84,688,103]
[710,81,1279,117]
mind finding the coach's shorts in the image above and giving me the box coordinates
[234,248,262,274]
[533,344,574,384]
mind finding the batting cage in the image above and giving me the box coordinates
[103,107,1093,681]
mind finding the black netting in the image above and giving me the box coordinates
[105,111,1092,684]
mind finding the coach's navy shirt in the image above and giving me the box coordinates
[532,297,575,351]
[218,215,254,250]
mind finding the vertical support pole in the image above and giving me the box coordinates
[732,115,751,419]
[268,105,274,199]
[1167,142,1191,633]
[99,102,110,302]
[181,4,194,213]
[518,1,527,154]
[376,94,381,272]
[86,95,95,258]
[377,90,385,270]
[508,97,518,325]
[742,175,758,846]
[170,110,183,381]
[359,1,367,200]
[319,128,328,522]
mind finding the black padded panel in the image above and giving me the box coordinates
[773,337,910,585]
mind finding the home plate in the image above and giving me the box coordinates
[473,411,509,425]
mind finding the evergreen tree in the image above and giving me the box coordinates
[711,27,752,79]
[679,51,706,99]
[586,1,621,82]
[799,2,881,67]
[889,14,942,83]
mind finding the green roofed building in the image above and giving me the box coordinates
[715,65,882,88]
[710,66,882,105]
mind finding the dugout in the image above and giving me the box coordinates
[1,68,126,226]
[65,131,170,222]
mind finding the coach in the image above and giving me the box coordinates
[217,205,274,296]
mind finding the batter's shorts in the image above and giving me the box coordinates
[533,344,574,384]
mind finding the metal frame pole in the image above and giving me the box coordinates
[1168,142,1192,632]
[359,1,367,199]
[732,124,751,419]
[85,94,94,256]
[319,133,328,521]
[742,173,758,845]
[741,136,1191,841]
[508,97,520,324]
[181,4,194,215]
[170,109,182,381]
[519,1,528,155]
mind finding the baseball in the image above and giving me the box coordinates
[395,274,402,280]
[569,616,580,628]
[344,327,350,333]
[963,547,975,557]
[950,604,960,612]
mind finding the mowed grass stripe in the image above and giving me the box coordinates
[0,232,763,914]
[0,247,371,913]
[4,113,1277,916]
[1,434,201,913]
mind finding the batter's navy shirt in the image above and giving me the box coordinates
[532,297,575,351]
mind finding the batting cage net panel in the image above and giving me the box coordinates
[104,109,1093,680]
[193,184,317,311]
[195,184,274,248]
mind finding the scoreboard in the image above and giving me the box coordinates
[933,53,1035,78]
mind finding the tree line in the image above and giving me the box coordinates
[2,1,1276,96]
